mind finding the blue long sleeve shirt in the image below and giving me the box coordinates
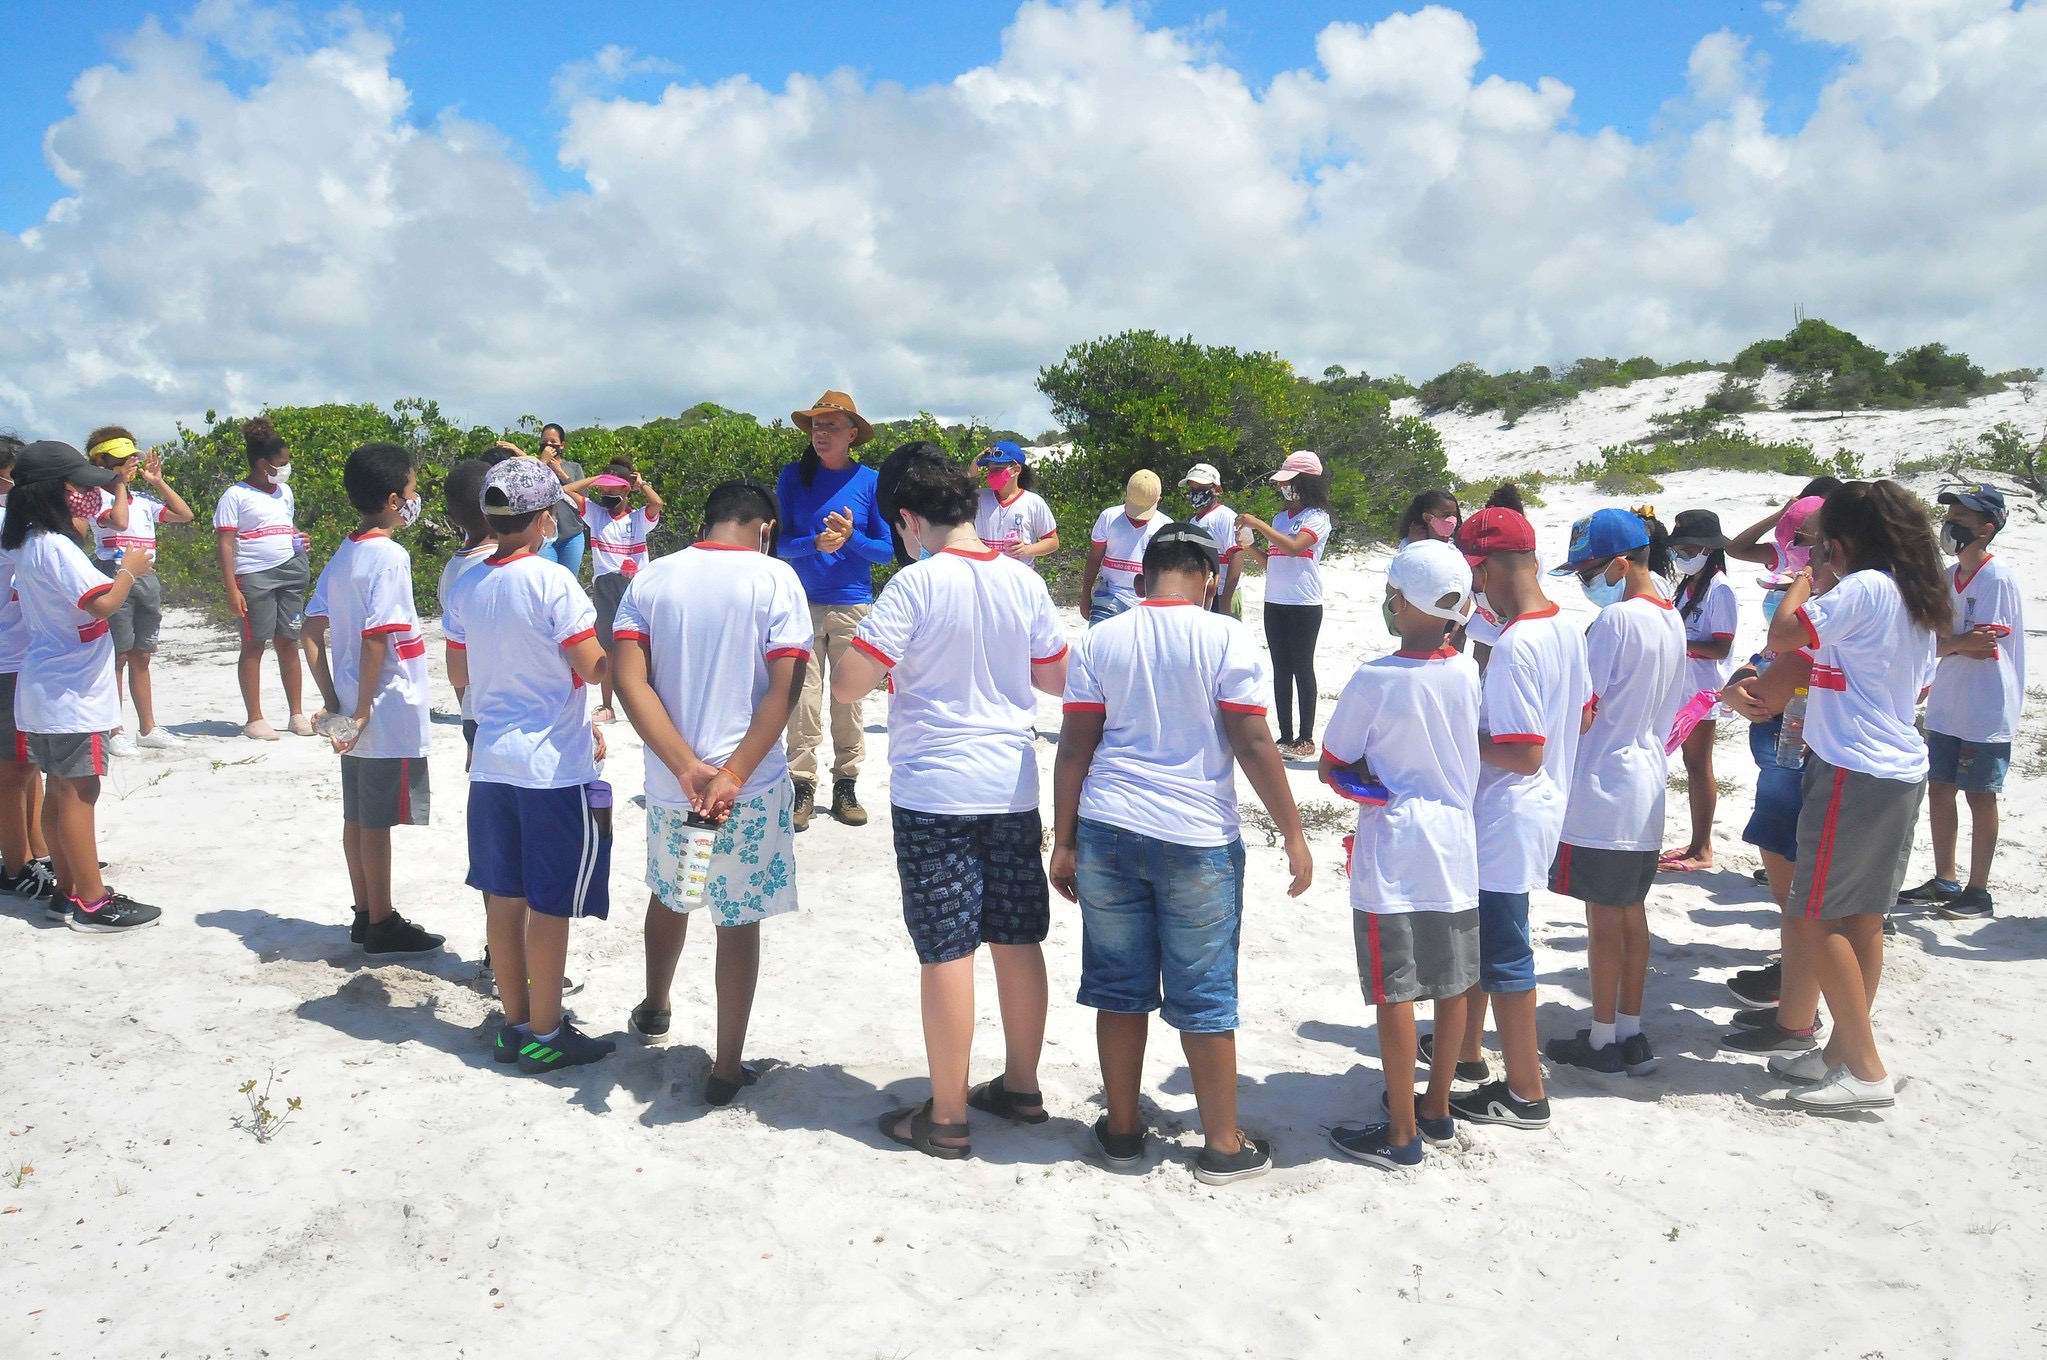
[776,459,892,606]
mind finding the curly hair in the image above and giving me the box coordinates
[1817,480,1948,633]
[243,416,288,465]
[1484,481,1524,514]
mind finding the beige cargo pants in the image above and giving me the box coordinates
[785,602,870,784]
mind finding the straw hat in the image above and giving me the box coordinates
[792,391,874,446]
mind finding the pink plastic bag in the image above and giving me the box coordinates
[1666,689,1717,755]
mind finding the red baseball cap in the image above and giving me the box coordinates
[1454,507,1537,565]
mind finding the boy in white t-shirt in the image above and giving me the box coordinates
[1546,509,1686,1077]
[1319,539,1481,1171]
[1906,484,2026,921]
[304,443,444,961]
[612,479,813,1107]
[215,416,315,742]
[833,444,1071,1160]
[1053,525,1311,1184]
[565,460,664,724]
[87,429,195,755]
[1180,464,1245,617]
[1080,471,1167,625]
[453,458,616,1075]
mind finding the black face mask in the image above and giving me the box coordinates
[600,496,625,514]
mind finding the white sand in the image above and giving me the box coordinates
[6,460,2047,1355]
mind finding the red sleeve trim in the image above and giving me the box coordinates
[1710,632,1736,640]
[214,525,237,533]
[560,627,597,648]
[1583,696,1600,716]
[1299,528,1321,545]
[1032,644,1070,665]
[1090,538,1108,548]
[1062,701,1107,714]
[612,629,651,644]
[78,583,114,608]
[362,623,410,637]
[1492,733,1546,745]
[849,636,896,668]
[445,640,467,652]
[1795,606,1820,650]
[765,646,812,662]
[1217,701,1269,715]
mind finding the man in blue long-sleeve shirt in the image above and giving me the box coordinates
[778,390,893,831]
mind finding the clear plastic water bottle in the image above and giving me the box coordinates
[1776,688,1810,769]
[679,811,719,905]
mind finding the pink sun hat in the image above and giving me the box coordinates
[1759,495,1825,587]
[589,473,632,490]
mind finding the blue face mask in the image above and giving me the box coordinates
[899,518,929,561]
[1580,568,1627,610]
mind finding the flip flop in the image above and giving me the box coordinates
[879,1099,971,1160]
[1659,857,1712,873]
[1658,847,1692,865]
[967,1073,1049,1125]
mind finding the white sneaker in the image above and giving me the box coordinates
[288,713,316,737]
[135,728,181,749]
[1790,1065,1895,1114]
[108,732,139,758]
[244,719,281,741]
[1768,1049,1830,1084]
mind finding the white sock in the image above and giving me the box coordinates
[532,1026,560,1044]
[1615,1012,1642,1041]
[1508,1085,1543,1105]
[1590,1020,1617,1050]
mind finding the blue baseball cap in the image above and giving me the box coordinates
[1552,507,1649,573]
[976,440,1027,466]
[1938,483,2007,527]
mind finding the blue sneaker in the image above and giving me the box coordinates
[1937,887,1995,921]
[492,1023,528,1065]
[515,1021,615,1074]
[1381,1089,1455,1144]
[1329,1121,1424,1169]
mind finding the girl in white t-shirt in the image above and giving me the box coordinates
[1662,509,1739,872]
[1237,452,1333,759]
[88,429,196,755]
[215,416,313,741]
[0,437,57,903]
[972,443,1059,569]
[1763,480,1945,1115]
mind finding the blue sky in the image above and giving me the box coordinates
[2,1,1839,232]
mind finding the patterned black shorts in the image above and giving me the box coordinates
[891,806,1051,964]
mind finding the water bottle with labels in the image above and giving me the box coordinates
[679,811,719,905]
[1775,688,1810,769]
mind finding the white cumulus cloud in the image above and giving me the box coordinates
[2,0,2044,443]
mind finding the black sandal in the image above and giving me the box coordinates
[879,1099,971,1160]
[704,1064,759,1108]
[967,1073,1049,1125]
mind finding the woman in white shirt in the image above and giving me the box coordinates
[1662,509,1739,872]
[1237,452,1333,759]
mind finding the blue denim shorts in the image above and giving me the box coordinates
[1074,819,1245,1033]
[1927,729,2011,793]
[1476,889,1534,993]
[1743,716,1803,862]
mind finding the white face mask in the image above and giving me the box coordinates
[399,494,421,527]
[269,461,293,484]
[1670,549,1708,577]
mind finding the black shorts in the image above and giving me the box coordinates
[891,807,1050,964]
[593,572,629,649]
[340,755,431,831]
[1549,843,1658,906]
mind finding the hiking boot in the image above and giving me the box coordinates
[791,781,815,833]
[1937,887,1995,921]
[831,779,868,827]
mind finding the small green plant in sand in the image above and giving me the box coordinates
[236,1068,303,1143]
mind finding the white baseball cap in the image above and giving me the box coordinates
[1387,538,1474,624]
[1181,463,1222,488]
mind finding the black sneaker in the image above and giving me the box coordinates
[1721,1021,1818,1053]
[492,1023,527,1065]
[1091,1116,1148,1170]
[1726,962,1781,1008]
[515,1021,616,1074]
[791,780,815,833]
[1882,913,1898,937]
[1379,1088,1456,1144]
[830,779,868,828]
[1938,887,1995,921]
[1546,1029,1627,1075]
[1898,877,1962,905]
[1448,1080,1551,1130]
[1419,1031,1489,1084]
[1751,867,1769,886]
[1,862,56,902]
[349,907,367,944]
[1619,1033,1657,1076]
[1193,1131,1272,1185]
[361,913,446,959]
[66,892,162,934]
[1329,1122,1423,1169]
[1731,1006,1778,1030]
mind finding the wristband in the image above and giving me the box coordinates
[116,568,135,583]
[716,766,742,785]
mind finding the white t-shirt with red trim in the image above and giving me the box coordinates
[213,480,302,574]
[1926,555,2027,744]
[1796,569,1936,781]
[1262,507,1331,606]
[1191,504,1244,565]
[1475,604,1592,893]
[1321,647,1482,914]
[436,545,493,721]
[1063,600,1269,847]
[1089,508,1167,609]
[611,543,814,805]
[1679,572,1740,701]
[13,530,120,735]
[583,502,658,579]
[445,552,599,790]
[0,540,27,675]
[853,546,1068,816]
[975,489,1058,568]
[93,490,166,561]
[306,532,432,761]
[1561,592,1687,853]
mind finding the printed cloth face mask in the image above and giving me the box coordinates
[399,494,422,527]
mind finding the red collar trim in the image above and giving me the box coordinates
[1123,513,1154,530]
[1139,599,1199,608]
[487,549,537,568]
[1954,554,1994,591]
[1629,592,1675,609]
[941,545,1000,561]
[241,479,283,496]
[1510,602,1561,624]
[347,529,391,543]
[692,540,754,553]
[994,488,1026,507]
[1394,646,1458,660]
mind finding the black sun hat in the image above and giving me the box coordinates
[1668,508,1730,550]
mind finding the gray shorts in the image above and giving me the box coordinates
[97,557,163,654]
[26,731,111,780]
[1549,844,1659,906]
[1791,755,1922,921]
[1354,908,1479,1005]
[340,754,431,831]
[593,571,629,648]
[238,555,310,642]
[0,673,20,761]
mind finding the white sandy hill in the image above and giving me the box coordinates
[4,470,2046,1359]
[1398,369,2047,482]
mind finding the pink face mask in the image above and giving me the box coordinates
[1426,514,1458,540]
[1761,496,1826,586]
[67,486,101,525]
[986,468,1018,492]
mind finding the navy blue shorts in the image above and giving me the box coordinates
[466,781,612,919]
[1927,729,2010,793]
[1074,819,1244,1033]
[1743,717,1803,862]
[1476,889,1535,993]
[891,806,1050,964]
